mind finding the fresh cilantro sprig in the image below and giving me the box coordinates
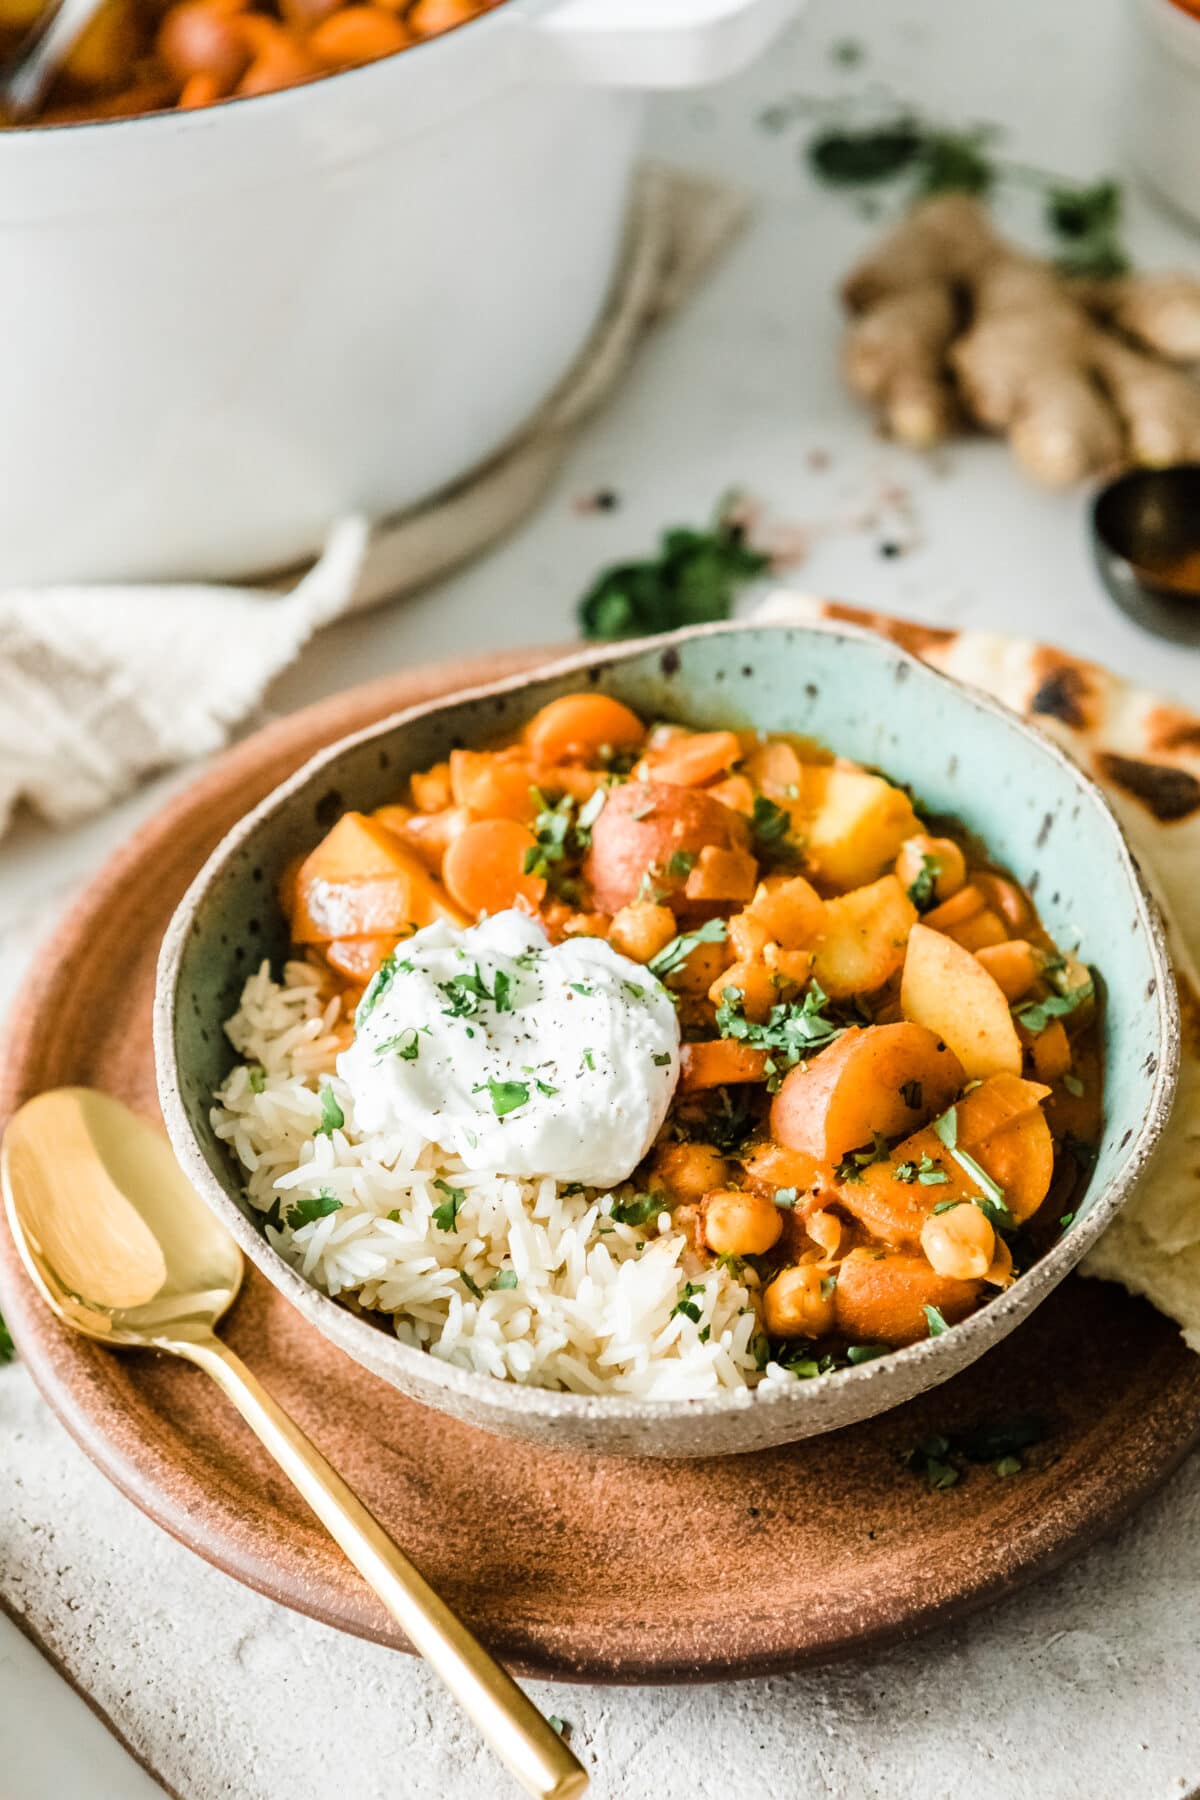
[314,1085,344,1137]
[579,501,771,641]
[931,1104,1009,1213]
[611,1192,665,1227]
[431,1179,466,1232]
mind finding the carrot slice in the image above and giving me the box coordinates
[679,1039,769,1091]
[523,693,644,765]
[637,730,742,788]
[442,818,545,918]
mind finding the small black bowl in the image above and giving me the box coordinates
[1092,465,1200,644]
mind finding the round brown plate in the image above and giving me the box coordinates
[3,649,1200,1684]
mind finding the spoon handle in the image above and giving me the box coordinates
[170,1331,587,1800]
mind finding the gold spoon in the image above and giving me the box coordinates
[1,1087,587,1800]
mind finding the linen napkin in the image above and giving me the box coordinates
[0,164,748,840]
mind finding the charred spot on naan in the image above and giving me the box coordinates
[1145,704,1200,758]
[1028,651,1102,732]
[1095,752,1200,824]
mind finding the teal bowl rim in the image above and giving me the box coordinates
[153,620,1181,1434]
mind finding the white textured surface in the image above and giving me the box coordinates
[3,0,1200,1793]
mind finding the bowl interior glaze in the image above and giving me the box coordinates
[156,622,1179,1457]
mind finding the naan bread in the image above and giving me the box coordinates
[756,590,1200,1351]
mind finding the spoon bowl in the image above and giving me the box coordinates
[2,1087,243,1346]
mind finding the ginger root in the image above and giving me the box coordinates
[840,196,1200,484]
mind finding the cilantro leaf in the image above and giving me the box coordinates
[375,1027,420,1062]
[460,1270,484,1300]
[906,853,941,912]
[612,1192,664,1226]
[924,1303,950,1337]
[286,1190,343,1230]
[846,1343,888,1364]
[750,795,800,863]
[671,1280,705,1324]
[487,1079,530,1117]
[431,1179,466,1233]
[315,1085,344,1137]
[489,1269,519,1291]
[1015,977,1094,1037]
[648,916,728,980]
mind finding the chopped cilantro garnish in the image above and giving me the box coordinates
[286,1190,342,1230]
[247,1063,266,1094]
[357,950,400,1023]
[461,1270,484,1300]
[931,1197,963,1213]
[671,1281,705,1324]
[716,981,842,1084]
[611,1192,664,1227]
[569,982,594,997]
[375,1027,420,1062]
[648,916,728,980]
[489,1269,519,1291]
[924,1303,950,1337]
[994,1455,1022,1478]
[431,1179,466,1232]
[440,965,513,1019]
[902,1434,960,1491]
[774,1187,799,1209]
[836,1132,890,1183]
[623,980,646,1000]
[906,854,941,912]
[931,1104,1007,1208]
[582,1048,596,1071]
[1063,1073,1084,1097]
[1015,975,1094,1036]
[487,1079,529,1117]
[846,1343,888,1364]
[315,1085,344,1137]
[652,1051,671,1067]
[1059,1211,1076,1231]
[666,849,696,878]
[750,795,800,863]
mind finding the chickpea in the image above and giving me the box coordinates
[920,1202,995,1281]
[608,901,677,965]
[763,1264,836,1339]
[701,1189,783,1258]
[895,834,967,904]
[806,1209,843,1259]
[157,0,250,85]
[651,1142,729,1206]
[309,5,411,68]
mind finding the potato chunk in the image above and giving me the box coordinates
[900,921,1022,1078]
[799,766,921,890]
[810,874,917,1000]
[291,812,467,941]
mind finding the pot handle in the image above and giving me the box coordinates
[521,0,802,89]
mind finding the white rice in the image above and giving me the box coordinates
[211,960,792,1398]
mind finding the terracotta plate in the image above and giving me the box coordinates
[3,650,1199,1683]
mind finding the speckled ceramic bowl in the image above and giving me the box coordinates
[154,621,1180,1458]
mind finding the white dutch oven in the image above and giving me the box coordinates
[0,0,797,585]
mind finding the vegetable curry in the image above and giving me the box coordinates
[281,691,1103,1364]
[0,0,501,127]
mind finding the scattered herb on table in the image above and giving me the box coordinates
[902,1414,1048,1490]
[578,499,771,641]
